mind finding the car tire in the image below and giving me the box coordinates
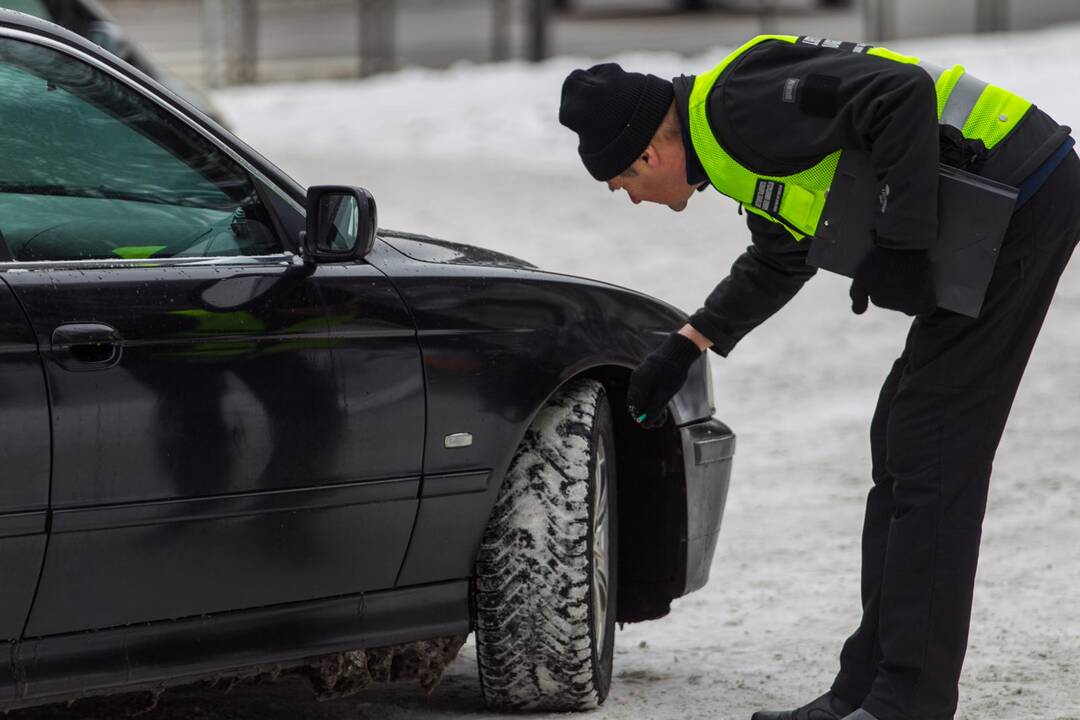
[473,378,618,711]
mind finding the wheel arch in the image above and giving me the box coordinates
[574,365,689,624]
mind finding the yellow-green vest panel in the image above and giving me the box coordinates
[687,35,1032,240]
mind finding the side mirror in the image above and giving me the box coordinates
[303,186,377,263]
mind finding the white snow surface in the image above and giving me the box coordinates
[212,27,1080,720]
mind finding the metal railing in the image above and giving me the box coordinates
[185,0,1052,87]
[199,0,550,85]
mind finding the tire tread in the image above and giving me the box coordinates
[474,379,608,711]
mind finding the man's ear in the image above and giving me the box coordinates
[639,142,661,170]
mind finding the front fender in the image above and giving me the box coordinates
[363,238,714,594]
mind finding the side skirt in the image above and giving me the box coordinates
[6,580,470,711]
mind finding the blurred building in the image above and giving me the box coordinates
[76,0,1080,87]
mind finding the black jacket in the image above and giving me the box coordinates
[679,37,1068,356]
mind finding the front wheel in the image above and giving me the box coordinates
[473,379,618,711]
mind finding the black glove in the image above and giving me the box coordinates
[850,245,937,317]
[939,125,987,171]
[627,332,702,429]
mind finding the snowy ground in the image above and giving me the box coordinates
[20,25,1080,720]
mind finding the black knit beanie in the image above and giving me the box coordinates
[559,63,675,181]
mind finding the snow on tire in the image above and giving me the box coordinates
[474,378,618,711]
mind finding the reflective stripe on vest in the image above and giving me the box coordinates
[863,46,1031,144]
[687,35,1032,240]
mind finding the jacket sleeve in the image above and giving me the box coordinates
[715,39,940,249]
[687,212,817,356]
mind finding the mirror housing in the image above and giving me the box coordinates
[303,186,377,263]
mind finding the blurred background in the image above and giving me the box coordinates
[7,0,1080,91]
[3,3,1080,719]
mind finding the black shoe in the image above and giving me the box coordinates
[751,691,858,720]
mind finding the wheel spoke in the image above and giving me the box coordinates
[592,439,610,650]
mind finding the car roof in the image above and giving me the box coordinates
[0,8,112,61]
[0,9,211,141]
[0,8,307,207]
[0,8,197,127]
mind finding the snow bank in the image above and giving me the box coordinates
[212,25,1080,720]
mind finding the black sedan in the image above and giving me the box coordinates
[0,9,734,713]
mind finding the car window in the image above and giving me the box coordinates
[0,36,281,262]
[1,2,51,20]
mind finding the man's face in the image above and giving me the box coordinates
[605,141,698,212]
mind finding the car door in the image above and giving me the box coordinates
[0,276,51,704]
[0,32,425,637]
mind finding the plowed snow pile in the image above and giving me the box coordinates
[212,26,1080,720]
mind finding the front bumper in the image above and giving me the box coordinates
[678,417,735,596]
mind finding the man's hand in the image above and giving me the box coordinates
[627,331,703,429]
[850,245,937,316]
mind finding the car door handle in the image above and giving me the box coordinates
[50,323,123,370]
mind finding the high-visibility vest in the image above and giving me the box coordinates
[687,34,1032,240]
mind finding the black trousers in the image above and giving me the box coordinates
[830,151,1080,720]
